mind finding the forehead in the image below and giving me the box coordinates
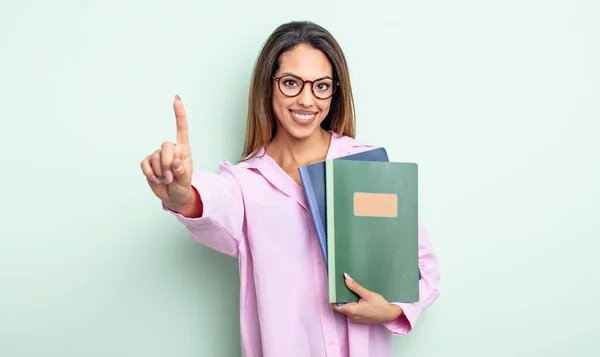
[276,44,333,78]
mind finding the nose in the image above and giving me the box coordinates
[297,82,315,107]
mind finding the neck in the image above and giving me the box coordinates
[267,128,331,168]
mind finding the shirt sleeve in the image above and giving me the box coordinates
[383,219,441,335]
[163,159,245,258]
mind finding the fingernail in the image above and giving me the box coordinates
[151,175,161,184]
[173,158,181,170]
[344,273,353,282]
[174,94,181,101]
[163,170,173,183]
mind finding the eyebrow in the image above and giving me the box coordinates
[279,72,334,80]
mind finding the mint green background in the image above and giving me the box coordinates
[1,1,598,356]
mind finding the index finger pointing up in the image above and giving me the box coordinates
[173,95,189,145]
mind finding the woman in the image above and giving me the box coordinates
[140,21,440,357]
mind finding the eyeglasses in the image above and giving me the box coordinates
[272,74,339,99]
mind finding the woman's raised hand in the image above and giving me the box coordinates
[141,95,195,212]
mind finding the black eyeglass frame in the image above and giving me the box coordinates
[272,74,340,100]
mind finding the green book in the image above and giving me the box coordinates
[325,159,420,303]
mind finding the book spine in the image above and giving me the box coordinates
[325,159,336,302]
[298,166,328,266]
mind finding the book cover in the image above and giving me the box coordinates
[325,159,420,303]
[298,147,389,267]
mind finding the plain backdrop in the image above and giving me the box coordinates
[1,0,598,356]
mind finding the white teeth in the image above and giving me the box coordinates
[292,111,315,120]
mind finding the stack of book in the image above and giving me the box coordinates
[298,148,420,304]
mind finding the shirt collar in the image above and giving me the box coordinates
[237,131,351,210]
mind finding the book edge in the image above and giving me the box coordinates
[325,159,336,302]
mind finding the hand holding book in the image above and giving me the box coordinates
[331,273,404,323]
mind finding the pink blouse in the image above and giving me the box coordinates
[165,132,440,357]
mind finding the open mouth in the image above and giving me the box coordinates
[291,110,316,121]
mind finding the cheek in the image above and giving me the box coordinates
[271,95,283,118]
[272,94,293,116]
[318,100,332,116]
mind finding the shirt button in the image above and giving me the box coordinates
[329,340,334,346]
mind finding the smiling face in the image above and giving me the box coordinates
[271,44,334,140]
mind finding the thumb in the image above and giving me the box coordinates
[171,157,189,183]
[344,273,371,299]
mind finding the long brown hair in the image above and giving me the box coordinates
[241,21,356,160]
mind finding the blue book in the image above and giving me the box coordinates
[299,147,390,267]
